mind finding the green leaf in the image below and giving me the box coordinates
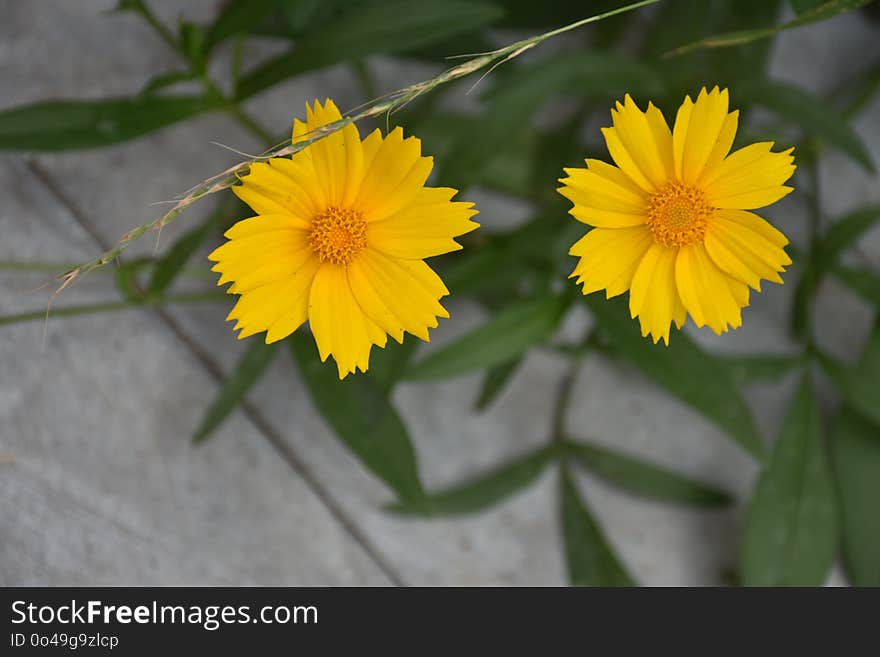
[559,468,634,586]
[149,219,214,295]
[667,0,875,56]
[388,445,555,516]
[719,353,801,386]
[178,21,207,71]
[586,296,765,459]
[816,205,880,269]
[442,52,660,184]
[204,0,279,52]
[475,358,522,411]
[738,79,874,172]
[741,374,838,586]
[565,441,733,508]
[366,338,418,394]
[831,406,880,585]
[289,331,426,504]
[406,295,567,381]
[820,323,880,428]
[139,71,200,97]
[831,263,880,309]
[790,0,827,11]
[193,341,279,442]
[237,0,504,99]
[0,96,220,151]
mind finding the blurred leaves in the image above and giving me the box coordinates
[739,79,874,172]
[586,296,765,459]
[564,440,734,508]
[389,445,555,516]
[406,295,567,381]
[475,358,523,411]
[720,353,801,386]
[204,0,279,53]
[441,52,661,185]
[820,323,880,428]
[290,332,426,505]
[560,468,634,586]
[741,374,838,586]
[830,263,880,308]
[831,407,880,586]
[0,96,221,150]
[237,0,504,99]
[666,0,875,56]
[193,341,279,442]
[816,204,880,268]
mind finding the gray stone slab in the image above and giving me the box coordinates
[0,157,389,586]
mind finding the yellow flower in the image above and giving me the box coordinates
[209,99,479,378]
[558,87,795,344]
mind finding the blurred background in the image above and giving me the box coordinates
[1,0,878,586]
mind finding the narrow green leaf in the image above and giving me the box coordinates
[406,295,567,381]
[831,263,880,309]
[204,0,279,52]
[820,324,880,428]
[237,0,504,99]
[178,21,207,71]
[565,441,733,508]
[367,338,418,394]
[289,332,426,504]
[790,0,827,12]
[586,295,765,459]
[560,468,634,586]
[667,0,874,56]
[0,96,220,151]
[442,52,660,184]
[831,406,880,585]
[388,445,555,516]
[475,358,523,411]
[193,341,279,442]
[149,220,215,295]
[738,79,874,172]
[719,353,801,386]
[741,374,838,586]
[816,205,880,269]
[139,70,199,97]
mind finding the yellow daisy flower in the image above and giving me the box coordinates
[209,99,479,378]
[558,87,795,344]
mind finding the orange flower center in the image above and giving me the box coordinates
[646,182,713,247]
[308,207,367,265]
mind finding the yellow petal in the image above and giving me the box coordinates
[226,255,320,341]
[355,127,433,221]
[209,229,310,287]
[697,109,739,184]
[368,187,479,259]
[601,126,656,193]
[672,94,694,181]
[702,143,796,210]
[704,209,791,290]
[303,99,365,208]
[233,160,322,218]
[608,95,673,188]
[308,262,384,378]
[675,243,745,334]
[559,160,648,228]
[678,87,730,184]
[629,242,684,344]
[348,248,449,342]
[221,214,309,239]
[569,226,653,298]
